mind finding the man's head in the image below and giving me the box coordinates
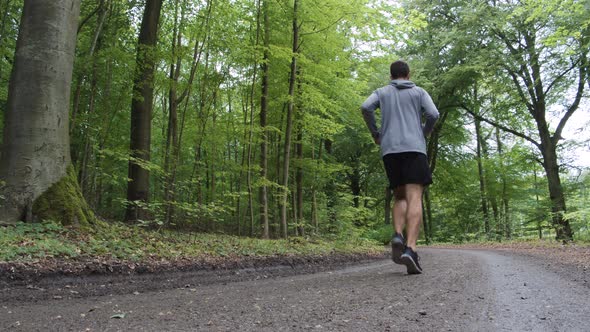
[390,60,410,80]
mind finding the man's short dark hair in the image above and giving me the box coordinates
[390,60,410,79]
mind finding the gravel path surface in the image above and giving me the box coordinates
[1,248,589,331]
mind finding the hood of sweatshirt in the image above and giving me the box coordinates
[390,79,415,89]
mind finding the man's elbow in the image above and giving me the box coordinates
[430,111,440,122]
[361,106,374,117]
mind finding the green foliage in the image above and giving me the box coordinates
[0,221,79,261]
[2,0,587,248]
[0,0,23,142]
[0,221,382,262]
[564,172,590,241]
[363,224,394,245]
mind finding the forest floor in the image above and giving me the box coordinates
[2,230,589,288]
[0,221,383,288]
[1,244,589,331]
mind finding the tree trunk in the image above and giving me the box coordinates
[78,5,108,195]
[349,156,361,208]
[71,0,107,138]
[163,0,185,226]
[292,182,298,236]
[423,106,448,241]
[247,69,256,236]
[424,187,433,243]
[245,0,263,237]
[279,0,299,238]
[534,167,543,239]
[538,127,572,241]
[125,0,163,222]
[295,117,304,236]
[474,117,490,236]
[480,126,499,238]
[0,0,93,226]
[311,139,322,233]
[385,187,392,226]
[495,126,511,239]
[259,0,270,239]
[531,82,572,240]
[78,67,99,197]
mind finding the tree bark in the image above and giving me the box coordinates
[125,0,163,222]
[259,0,270,239]
[279,0,299,238]
[422,106,448,241]
[348,154,361,208]
[78,62,99,198]
[538,124,572,241]
[295,121,304,236]
[423,188,433,243]
[247,68,256,236]
[163,0,185,226]
[472,81,490,238]
[495,126,511,239]
[0,0,92,225]
[311,139,322,233]
[245,0,263,237]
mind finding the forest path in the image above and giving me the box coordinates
[2,248,589,331]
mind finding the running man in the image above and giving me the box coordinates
[361,60,439,274]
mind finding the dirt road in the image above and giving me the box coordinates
[2,248,589,331]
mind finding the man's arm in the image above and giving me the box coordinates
[421,90,439,136]
[361,92,380,143]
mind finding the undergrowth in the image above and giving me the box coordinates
[0,221,383,262]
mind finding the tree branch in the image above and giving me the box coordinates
[494,29,538,104]
[300,15,345,36]
[553,56,587,145]
[77,2,103,35]
[502,65,534,111]
[460,104,541,148]
[544,59,579,96]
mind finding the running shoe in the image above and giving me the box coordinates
[391,232,405,264]
[400,247,422,274]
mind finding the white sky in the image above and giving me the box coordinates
[551,106,590,169]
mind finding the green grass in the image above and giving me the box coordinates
[0,221,383,262]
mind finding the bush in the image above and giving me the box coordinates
[363,224,393,245]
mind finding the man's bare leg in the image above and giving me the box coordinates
[392,187,407,234]
[404,184,424,251]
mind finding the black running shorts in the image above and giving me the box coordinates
[382,152,433,189]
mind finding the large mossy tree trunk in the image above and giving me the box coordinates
[33,167,95,226]
[0,0,93,226]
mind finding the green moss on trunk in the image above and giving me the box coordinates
[32,166,95,228]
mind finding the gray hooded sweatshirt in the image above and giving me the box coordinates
[361,79,439,157]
